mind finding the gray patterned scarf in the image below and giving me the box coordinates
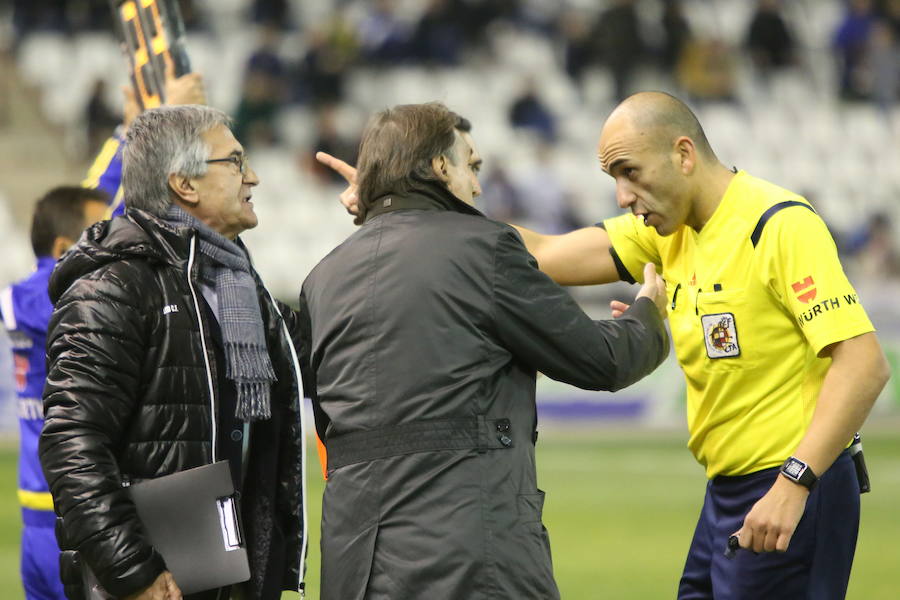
[164,204,275,421]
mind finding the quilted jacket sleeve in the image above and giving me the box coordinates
[39,264,166,597]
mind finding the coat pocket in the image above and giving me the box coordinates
[517,490,546,530]
[512,490,559,598]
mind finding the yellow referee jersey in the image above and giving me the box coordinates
[604,171,874,478]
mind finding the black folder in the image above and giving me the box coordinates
[83,460,250,598]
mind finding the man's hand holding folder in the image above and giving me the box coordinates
[123,571,181,600]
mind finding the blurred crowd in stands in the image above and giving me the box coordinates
[11,0,900,105]
[6,0,900,284]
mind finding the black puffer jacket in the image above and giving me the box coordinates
[40,209,309,599]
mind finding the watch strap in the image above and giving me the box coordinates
[780,456,818,490]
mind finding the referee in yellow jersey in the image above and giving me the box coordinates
[513,92,891,599]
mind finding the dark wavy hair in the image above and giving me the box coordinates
[355,102,471,225]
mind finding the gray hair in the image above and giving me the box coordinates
[122,105,233,216]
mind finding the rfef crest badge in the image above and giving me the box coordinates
[701,312,741,359]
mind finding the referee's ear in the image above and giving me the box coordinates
[674,136,697,175]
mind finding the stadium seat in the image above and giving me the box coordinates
[17,33,70,89]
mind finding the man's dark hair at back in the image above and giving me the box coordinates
[30,186,109,257]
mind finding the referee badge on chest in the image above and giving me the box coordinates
[701,312,741,359]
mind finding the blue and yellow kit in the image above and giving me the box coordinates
[604,171,874,478]
[82,131,126,218]
[2,257,66,599]
[1,257,57,517]
[4,133,125,599]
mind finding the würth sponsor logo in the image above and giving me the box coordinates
[796,293,859,328]
[791,276,816,303]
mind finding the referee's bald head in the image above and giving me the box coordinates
[607,91,716,161]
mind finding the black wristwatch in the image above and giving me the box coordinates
[780,456,818,490]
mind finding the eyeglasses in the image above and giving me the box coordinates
[205,153,249,176]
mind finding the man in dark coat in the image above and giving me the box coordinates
[303,103,670,599]
[39,105,309,600]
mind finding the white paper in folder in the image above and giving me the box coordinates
[217,496,242,551]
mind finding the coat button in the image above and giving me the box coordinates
[498,434,513,447]
[231,429,243,442]
[496,419,510,432]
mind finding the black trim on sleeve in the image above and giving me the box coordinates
[609,247,636,284]
[595,222,636,284]
[750,201,817,248]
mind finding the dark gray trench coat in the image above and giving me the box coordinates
[300,183,669,599]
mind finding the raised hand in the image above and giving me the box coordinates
[163,61,206,107]
[315,151,359,216]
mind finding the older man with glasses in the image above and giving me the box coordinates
[39,105,310,600]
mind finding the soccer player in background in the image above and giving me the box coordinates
[318,91,890,599]
[2,187,109,600]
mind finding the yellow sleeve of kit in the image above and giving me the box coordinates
[602,214,662,284]
[758,207,874,355]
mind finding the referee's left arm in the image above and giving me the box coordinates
[734,198,891,554]
[791,332,889,482]
[734,332,888,554]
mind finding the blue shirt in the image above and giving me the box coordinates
[1,256,57,517]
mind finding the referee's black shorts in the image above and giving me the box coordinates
[678,450,859,600]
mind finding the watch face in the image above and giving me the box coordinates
[784,458,806,479]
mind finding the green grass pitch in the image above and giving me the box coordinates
[0,429,896,598]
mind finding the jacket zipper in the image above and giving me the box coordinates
[267,291,308,597]
[186,234,218,463]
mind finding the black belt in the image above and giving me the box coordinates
[326,416,514,471]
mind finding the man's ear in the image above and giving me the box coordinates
[168,173,200,206]
[431,155,449,183]
[50,236,75,260]
[674,136,697,175]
